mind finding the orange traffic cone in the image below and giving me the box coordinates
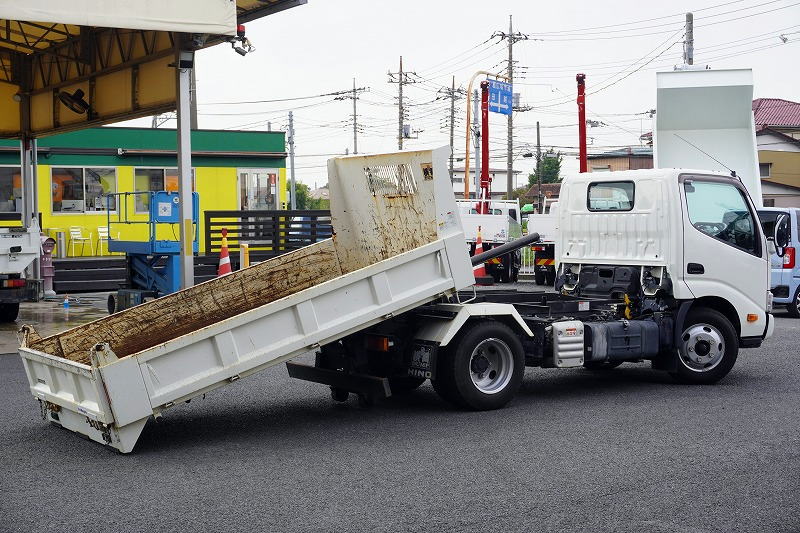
[473,225,493,286]
[218,227,232,276]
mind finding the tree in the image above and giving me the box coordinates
[290,182,329,210]
[528,150,563,186]
[509,186,530,201]
[292,182,311,209]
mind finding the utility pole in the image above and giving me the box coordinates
[449,76,456,180]
[438,76,464,181]
[536,121,543,213]
[336,83,367,153]
[388,56,416,150]
[493,15,530,199]
[684,12,694,65]
[352,78,358,154]
[288,111,296,210]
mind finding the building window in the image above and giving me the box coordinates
[759,163,771,178]
[85,168,117,211]
[763,198,775,207]
[134,168,194,213]
[0,167,21,213]
[52,167,117,214]
[592,165,611,172]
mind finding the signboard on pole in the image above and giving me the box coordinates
[488,80,513,115]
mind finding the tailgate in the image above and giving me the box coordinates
[19,346,151,453]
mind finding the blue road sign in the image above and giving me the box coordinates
[488,79,513,115]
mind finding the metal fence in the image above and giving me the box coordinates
[204,209,332,259]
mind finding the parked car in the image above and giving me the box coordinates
[758,207,799,317]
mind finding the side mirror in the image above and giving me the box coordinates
[774,213,790,256]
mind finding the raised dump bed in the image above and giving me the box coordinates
[18,147,474,452]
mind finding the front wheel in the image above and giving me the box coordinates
[432,321,524,410]
[787,286,800,318]
[670,307,738,384]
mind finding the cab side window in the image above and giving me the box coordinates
[684,180,758,255]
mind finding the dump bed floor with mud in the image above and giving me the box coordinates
[26,240,343,364]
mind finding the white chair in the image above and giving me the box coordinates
[68,226,94,256]
[97,226,109,256]
[96,226,121,256]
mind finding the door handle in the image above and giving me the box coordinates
[687,263,705,274]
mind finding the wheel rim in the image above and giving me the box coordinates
[679,323,725,372]
[469,338,513,394]
[795,290,800,314]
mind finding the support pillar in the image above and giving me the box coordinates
[176,49,195,289]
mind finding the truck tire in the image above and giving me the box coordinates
[432,321,524,410]
[787,287,800,318]
[545,269,556,286]
[0,302,19,322]
[534,270,546,285]
[670,307,738,384]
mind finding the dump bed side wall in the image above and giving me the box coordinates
[27,240,342,363]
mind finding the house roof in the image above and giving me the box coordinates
[523,182,562,198]
[756,127,800,146]
[752,98,800,130]
[587,146,653,159]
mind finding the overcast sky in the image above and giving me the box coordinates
[125,0,800,188]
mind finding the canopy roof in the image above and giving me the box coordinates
[0,0,306,138]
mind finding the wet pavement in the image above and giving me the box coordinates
[0,293,110,354]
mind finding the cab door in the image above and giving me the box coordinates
[680,175,769,335]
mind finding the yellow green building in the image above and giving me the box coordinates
[0,127,287,256]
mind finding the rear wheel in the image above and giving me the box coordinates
[432,321,524,410]
[545,269,556,286]
[107,293,117,315]
[787,287,800,318]
[670,307,738,384]
[0,302,19,322]
[534,270,546,285]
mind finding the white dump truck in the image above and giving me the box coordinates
[0,221,41,321]
[17,148,780,453]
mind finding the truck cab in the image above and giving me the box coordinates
[758,207,800,317]
[557,168,774,357]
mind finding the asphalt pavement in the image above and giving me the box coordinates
[0,297,798,533]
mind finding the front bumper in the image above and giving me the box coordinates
[764,312,775,340]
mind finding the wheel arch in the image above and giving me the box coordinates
[414,304,534,347]
[689,296,741,335]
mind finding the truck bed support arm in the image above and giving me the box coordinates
[471,232,540,266]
